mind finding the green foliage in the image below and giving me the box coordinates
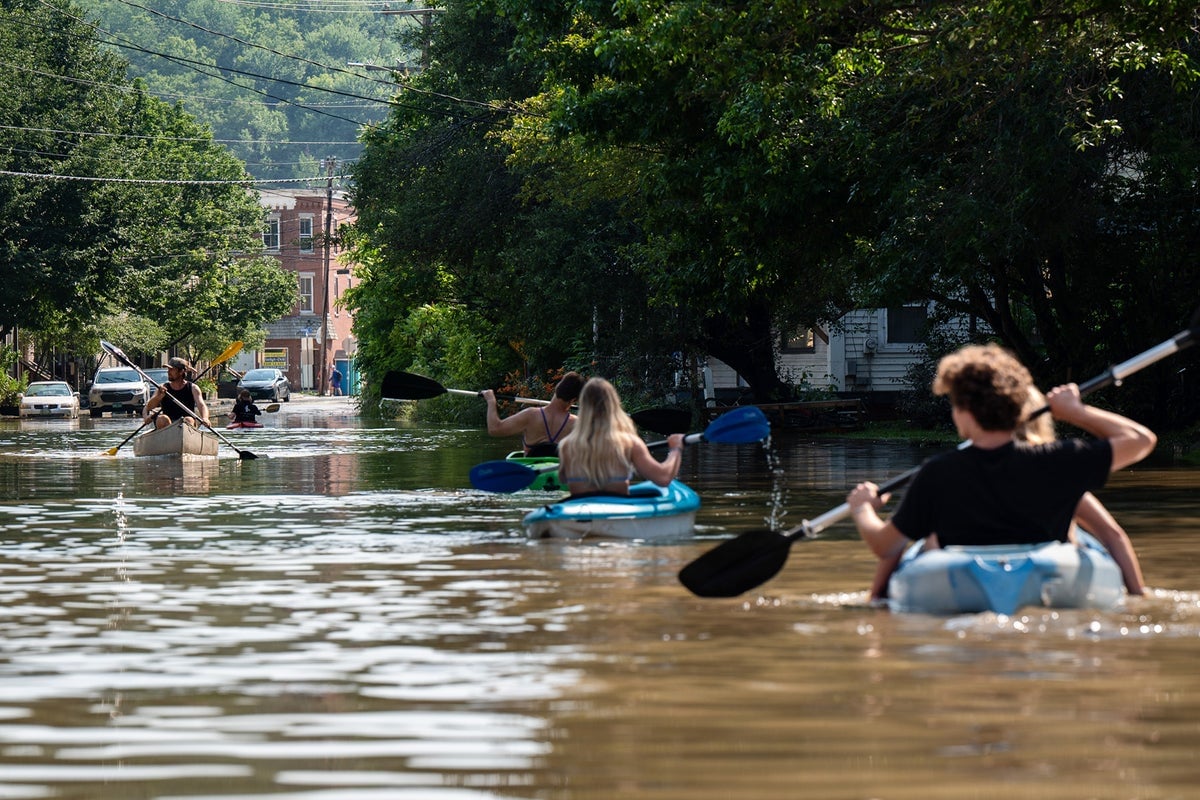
[0,0,296,366]
[346,0,1200,429]
[0,346,29,407]
[78,0,409,182]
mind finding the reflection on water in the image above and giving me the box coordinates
[0,411,1197,799]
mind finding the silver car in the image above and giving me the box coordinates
[88,367,149,417]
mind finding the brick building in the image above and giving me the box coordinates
[248,187,358,395]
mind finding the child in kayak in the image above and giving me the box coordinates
[229,389,264,429]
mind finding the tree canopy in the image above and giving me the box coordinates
[1,0,296,366]
[348,0,1199,426]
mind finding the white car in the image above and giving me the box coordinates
[19,381,81,419]
[88,367,149,417]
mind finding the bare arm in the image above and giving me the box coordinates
[846,482,908,560]
[1046,383,1157,471]
[481,390,535,437]
[1075,492,1145,595]
[629,433,685,487]
[144,387,165,419]
[193,384,210,424]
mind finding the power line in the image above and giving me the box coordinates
[0,169,351,185]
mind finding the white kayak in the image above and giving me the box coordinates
[887,530,1125,615]
[523,480,700,540]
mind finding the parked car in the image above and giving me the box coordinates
[143,367,170,390]
[19,381,80,419]
[88,367,149,417]
[238,368,291,402]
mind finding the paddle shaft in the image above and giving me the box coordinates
[101,341,258,459]
[784,321,1199,543]
[104,411,161,456]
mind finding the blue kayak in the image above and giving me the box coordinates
[523,480,700,540]
[887,530,1125,615]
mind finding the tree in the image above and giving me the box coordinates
[0,0,297,369]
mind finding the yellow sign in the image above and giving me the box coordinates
[262,348,288,369]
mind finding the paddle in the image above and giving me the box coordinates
[100,341,260,460]
[103,411,161,457]
[380,370,693,434]
[470,405,771,492]
[103,340,243,456]
[196,340,244,381]
[679,312,1200,598]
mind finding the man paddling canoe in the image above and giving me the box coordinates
[846,343,1156,600]
[144,357,210,430]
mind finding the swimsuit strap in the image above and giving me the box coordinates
[542,407,570,444]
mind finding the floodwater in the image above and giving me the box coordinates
[1,397,1198,800]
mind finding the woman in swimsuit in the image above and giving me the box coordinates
[557,377,685,496]
[481,371,584,456]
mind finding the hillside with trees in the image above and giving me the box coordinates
[77,0,412,184]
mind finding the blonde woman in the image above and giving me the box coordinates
[557,377,685,496]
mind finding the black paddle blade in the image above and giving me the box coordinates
[630,407,692,435]
[380,371,446,400]
[239,451,259,460]
[678,529,798,597]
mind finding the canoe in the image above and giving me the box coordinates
[504,451,564,492]
[133,420,220,457]
[887,530,1124,615]
[523,479,700,540]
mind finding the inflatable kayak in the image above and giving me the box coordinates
[504,451,564,492]
[523,479,701,540]
[226,421,264,430]
[887,530,1125,615]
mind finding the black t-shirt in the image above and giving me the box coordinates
[889,438,1113,546]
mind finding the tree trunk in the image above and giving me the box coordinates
[697,302,792,402]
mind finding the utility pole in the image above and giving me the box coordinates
[318,156,336,397]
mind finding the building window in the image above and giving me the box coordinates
[263,216,280,251]
[298,216,314,253]
[781,327,816,353]
[886,305,928,344]
[298,273,314,313]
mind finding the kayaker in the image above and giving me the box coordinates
[144,356,210,430]
[845,343,1156,600]
[557,377,686,496]
[230,389,264,427]
[481,371,584,457]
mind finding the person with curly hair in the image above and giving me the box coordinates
[846,343,1156,599]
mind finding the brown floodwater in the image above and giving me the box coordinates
[0,400,1197,800]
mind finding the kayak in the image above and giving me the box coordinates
[504,451,564,492]
[887,530,1125,615]
[226,421,264,429]
[523,479,700,540]
[133,420,220,457]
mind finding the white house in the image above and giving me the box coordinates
[705,305,935,400]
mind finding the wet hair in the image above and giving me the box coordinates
[554,371,584,402]
[932,343,1031,431]
[557,377,638,486]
